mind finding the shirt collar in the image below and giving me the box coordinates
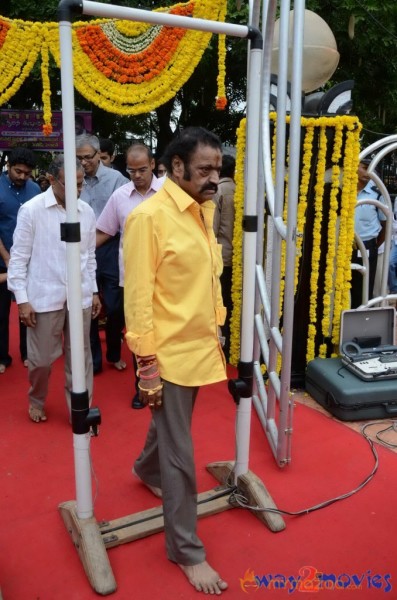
[130,174,163,196]
[164,177,196,211]
[5,172,26,190]
[163,177,215,214]
[84,159,106,182]
[44,186,83,211]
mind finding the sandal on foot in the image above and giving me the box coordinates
[29,405,47,423]
[0,364,6,374]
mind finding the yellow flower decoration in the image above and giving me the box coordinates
[0,0,228,133]
[229,117,246,366]
[229,114,361,368]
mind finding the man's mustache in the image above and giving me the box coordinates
[200,183,218,193]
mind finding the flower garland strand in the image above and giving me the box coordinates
[40,38,52,135]
[215,0,227,109]
[229,117,246,366]
[306,125,327,364]
[331,122,361,346]
[318,122,344,357]
[294,122,315,292]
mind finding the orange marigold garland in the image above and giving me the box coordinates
[0,19,11,49]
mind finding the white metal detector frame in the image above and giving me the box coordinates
[249,0,305,467]
[56,0,302,593]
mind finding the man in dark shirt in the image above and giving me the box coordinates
[0,148,40,373]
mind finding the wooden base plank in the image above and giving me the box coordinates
[59,501,117,595]
[100,486,234,548]
[206,460,286,532]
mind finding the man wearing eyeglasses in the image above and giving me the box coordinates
[0,148,41,375]
[76,134,128,376]
[7,156,100,423]
[96,143,165,408]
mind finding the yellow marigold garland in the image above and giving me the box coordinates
[229,114,361,367]
[295,122,315,291]
[306,125,327,363]
[215,1,227,109]
[318,121,343,357]
[331,121,361,346]
[40,37,52,135]
[0,1,228,133]
[229,117,246,366]
[0,18,42,106]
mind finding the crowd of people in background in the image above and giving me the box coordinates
[2,142,397,379]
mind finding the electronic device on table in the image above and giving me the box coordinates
[340,307,397,381]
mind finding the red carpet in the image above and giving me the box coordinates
[1,303,397,599]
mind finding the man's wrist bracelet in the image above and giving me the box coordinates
[138,382,163,395]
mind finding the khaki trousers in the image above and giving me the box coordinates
[27,306,93,413]
[134,380,205,566]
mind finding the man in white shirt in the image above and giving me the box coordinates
[96,143,165,408]
[7,156,101,423]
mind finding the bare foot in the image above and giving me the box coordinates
[179,561,228,595]
[0,364,6,374]
[132,468,162,498]
[112,360,127,371]
[28,405,47,423]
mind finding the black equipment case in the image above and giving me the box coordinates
[305,307,397,421]
[305,357,397,421]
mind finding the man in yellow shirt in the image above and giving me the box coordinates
[124,127,228,595]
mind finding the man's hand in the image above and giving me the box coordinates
[92,293,102,319]
[136,355,163,410]
[18,302,36,328]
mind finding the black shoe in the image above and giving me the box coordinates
[93,365,103,375]
[131,393,145,409]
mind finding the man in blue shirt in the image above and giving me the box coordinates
[0,148,40,373]
[351,158,386,308]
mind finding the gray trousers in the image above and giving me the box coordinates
[27,306,93,413]
[134,380,205,566]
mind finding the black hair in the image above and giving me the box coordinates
[47,155,84,178]
[8,148,37,169]
[162,127,221,174]
[99,138,115,156]
[220,154,235,178]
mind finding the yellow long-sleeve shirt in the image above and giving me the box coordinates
[123,177,226,387]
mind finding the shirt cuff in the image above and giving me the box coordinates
[14,290,29,305]
[125,331,156,356]
[216,306,227,326]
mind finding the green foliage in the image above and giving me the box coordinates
[306,0,397,142]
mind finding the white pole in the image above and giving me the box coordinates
[277,0,305,459]
[233,37,263,480]
[82,0,249,38]
[59,16,93,520]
